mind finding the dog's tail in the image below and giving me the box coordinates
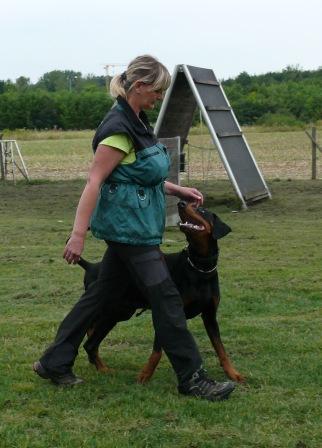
[65,233,91,272]
[78,257,91,271]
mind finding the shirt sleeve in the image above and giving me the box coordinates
[99,133,134,155]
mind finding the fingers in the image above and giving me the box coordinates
[181,187,204,206]
[63,234,84,264]
[195,190,204,205]
[192,189,203,204]
[190,189,204,206]
[195,193,204,206]
[63,248,80,265]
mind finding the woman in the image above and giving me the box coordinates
[33,55,235,401]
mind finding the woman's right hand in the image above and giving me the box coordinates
[63,233,85,264]
[61,145,124,265]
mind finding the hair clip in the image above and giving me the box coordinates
[120,71,127,82]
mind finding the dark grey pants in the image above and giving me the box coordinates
[40,243,202,385]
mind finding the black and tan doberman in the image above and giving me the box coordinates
[80,201,245,383]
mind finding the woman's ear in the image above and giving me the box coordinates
[133,81,144,94]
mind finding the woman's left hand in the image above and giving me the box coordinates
[177,186,204,207]
[164,181,204,207]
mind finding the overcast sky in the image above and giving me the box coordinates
[1,0,321,83]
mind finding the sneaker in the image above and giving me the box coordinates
[178,368,235,401]
[33,361,84,386]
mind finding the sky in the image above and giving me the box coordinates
[1,0,321,83]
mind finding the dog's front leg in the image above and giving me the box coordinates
[137,334,162,384]
[84,320,118,373]
[202,299,245,383]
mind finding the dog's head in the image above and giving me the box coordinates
[177,201,231,255]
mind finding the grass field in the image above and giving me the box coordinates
[3,125,322,182]
[1,129,322,447]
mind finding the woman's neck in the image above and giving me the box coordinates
[126,94,141,116]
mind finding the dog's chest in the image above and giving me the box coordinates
[165,251,220,318]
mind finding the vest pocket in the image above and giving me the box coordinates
[101,183,126,204]
[91,182,164,244]
[135,187,150,208]
[102,183,150,209]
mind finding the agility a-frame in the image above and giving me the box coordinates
[0,139,29,183]
[155,64,271,208]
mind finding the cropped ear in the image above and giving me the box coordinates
[212,213,232,240]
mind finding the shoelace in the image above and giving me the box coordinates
[198,378,218,394]
[191,371,220,392]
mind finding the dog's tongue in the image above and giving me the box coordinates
[179,221,205,231]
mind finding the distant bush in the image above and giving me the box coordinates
[0,91,113,130]
[256,112,304,128]
[223,66,322,126]
[1,66,322,129]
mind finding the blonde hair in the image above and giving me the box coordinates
[109,55,171,99]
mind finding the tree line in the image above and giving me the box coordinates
[223,66,322,126]
[0,66,322,130]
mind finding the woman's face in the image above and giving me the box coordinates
[136,83,165,110]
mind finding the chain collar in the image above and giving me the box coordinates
[185,248,218,274]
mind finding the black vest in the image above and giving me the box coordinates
[92,96,158,152]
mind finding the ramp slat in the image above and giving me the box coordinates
[217,131,243,138]
[206,106,231,111]
[193,78,219,86]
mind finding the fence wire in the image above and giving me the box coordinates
[181,130,322,183]
[9,129,322,182]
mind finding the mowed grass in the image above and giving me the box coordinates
[1,176,322,448]
[7,125,322,181]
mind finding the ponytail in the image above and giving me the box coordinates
[109,74,126,98]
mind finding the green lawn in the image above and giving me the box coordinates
[1,177,322,447]
[4,125,321,182]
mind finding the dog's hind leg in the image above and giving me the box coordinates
[137,334,162,384]
[202,298,245,383]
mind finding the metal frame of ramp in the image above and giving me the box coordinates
[0,139,30,183]
[155,64,271,208]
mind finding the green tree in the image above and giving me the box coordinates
[15,76,31,91]
[36,70,81,92]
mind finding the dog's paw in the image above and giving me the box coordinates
[137,369,153,384]
[227,369,246,384]
[90,356,113,374]
[97,365,114,374]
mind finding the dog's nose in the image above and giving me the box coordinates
[178,201,187,209]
